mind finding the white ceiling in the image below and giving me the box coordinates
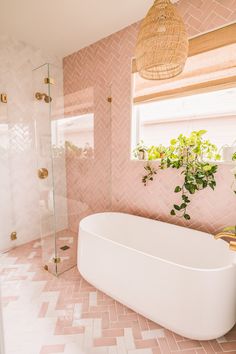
[0,0,157,58]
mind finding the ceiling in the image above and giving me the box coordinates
[0,0,158,58]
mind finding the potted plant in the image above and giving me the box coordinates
[133,141,148,160]
[142,130,221,220]
[221,141,236,162]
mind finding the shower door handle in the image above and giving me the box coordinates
[38,168,49,179]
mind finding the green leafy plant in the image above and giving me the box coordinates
[147,145,167,160]
[232,152,236,161]
[142,163,157,186]
[142,130,221,220]
[231,166,236,194]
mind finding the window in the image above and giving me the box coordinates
[131,24,236,159]
[133,88,236,150]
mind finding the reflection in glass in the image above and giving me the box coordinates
[52,113,94,159]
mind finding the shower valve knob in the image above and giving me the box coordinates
[38,168,49,179]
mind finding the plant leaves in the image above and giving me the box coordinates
[184,214,191,220]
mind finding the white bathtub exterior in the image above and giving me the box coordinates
[78,212,236,340]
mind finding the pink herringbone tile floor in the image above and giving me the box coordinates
[1,240,236,354]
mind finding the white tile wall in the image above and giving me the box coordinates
[0,35,65,252]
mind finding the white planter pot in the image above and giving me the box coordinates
[138,151,148,160]
[222,146,236,162]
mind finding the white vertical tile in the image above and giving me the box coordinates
[93,318,102,338]
[128,349,152,354]
[124,328,135,350]
[142,329,165,340]
[89,292,97,307]
[116,337,127,354]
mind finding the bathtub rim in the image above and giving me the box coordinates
[79,212,236,273]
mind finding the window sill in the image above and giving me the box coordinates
[130,158,236,166]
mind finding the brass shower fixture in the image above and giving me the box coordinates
[10,231,17,241]
[0,93,7,103]
[35,92,52,103]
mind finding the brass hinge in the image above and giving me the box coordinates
[107,97,112,103]
[1,93,7,103]
[10,232,17,241]
[53,257,61,264]
[44,77,55,85]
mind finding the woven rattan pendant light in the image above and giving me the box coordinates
[135,0,189,80]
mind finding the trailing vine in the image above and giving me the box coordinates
[138,130,221,220]
[142,163,157,186]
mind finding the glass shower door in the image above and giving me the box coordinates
[33,63,112,276]
[33,63,72,276]
[33,63,58,275]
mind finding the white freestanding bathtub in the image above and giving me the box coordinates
[78,212,236,340]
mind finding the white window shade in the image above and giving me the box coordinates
[133,43,236,104]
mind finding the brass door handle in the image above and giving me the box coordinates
[38,168,49,179]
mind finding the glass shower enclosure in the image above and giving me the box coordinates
[33,63,112,276]
[33,63,75,275]
[0,62,112,276]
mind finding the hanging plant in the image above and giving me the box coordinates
[217,162,236,240]
[142,163,157,186]
[142,130,221,220]
[230,167,236,194]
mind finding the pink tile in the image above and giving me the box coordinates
[158,338,171,354]
[103,328,124,337]
[62,327,84,334]
[220,341,236,351]
[94,337,117,347]
[198,342,213,353]
[178,340,202,350]
[135,339,158,349]
[152,347,162,354]
[40,344,65,354]
[164,330,179,351]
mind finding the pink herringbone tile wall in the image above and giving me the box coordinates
[63,0,236,235]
